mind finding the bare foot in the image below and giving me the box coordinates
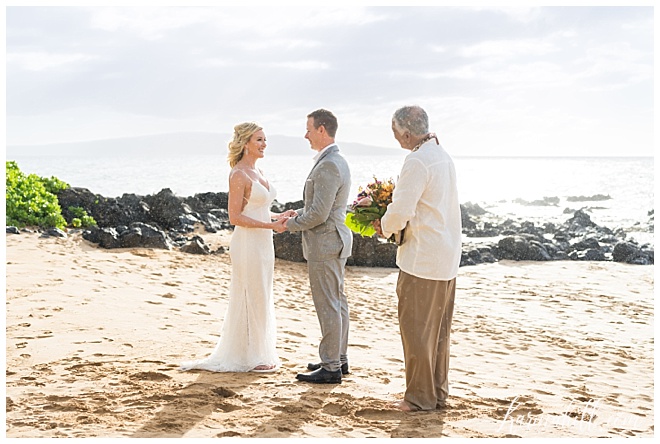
[252,364,277,372]
[392,400,417,412]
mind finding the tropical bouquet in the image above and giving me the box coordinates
[345,176,395,237]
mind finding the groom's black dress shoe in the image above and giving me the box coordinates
[307,362,349,375]
[296,368,342,384]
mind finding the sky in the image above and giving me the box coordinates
[4,3,655,157]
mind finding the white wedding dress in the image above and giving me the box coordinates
[180,180,280,372]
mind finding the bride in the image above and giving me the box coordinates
[180,122,292,373]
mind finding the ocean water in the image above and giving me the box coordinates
[8,153,654,244]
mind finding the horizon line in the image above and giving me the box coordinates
[5,153,653,160]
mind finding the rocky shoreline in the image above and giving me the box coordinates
[6,187,654,266]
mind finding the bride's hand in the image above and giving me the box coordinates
[271,218,288,233]
[272,210,296,221]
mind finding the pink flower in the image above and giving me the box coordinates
[355,196,373,207]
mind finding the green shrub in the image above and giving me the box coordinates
[67,206,97,228]
[5,161,69,229]
[41,175,70,195]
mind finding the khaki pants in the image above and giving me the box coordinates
[396,270,456,410]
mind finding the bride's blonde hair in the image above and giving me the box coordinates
[227,122,263,168]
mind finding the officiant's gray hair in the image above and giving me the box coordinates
[393,106,429,137]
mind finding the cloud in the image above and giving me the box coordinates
[577,41,653,86]
[270,61,330,70]
[7,51,101,71]
[5,6,653,156]
[389,60,572,90]
[232,39,322,52]
[89,7,209,40]
[197,57,236,68]
[459,38,559,58]
[88,6,389,41]
[468,6,542,23]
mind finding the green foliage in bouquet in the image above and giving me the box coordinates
[345,208,381,237]
[6,161,69,229]
[345,177,395,237]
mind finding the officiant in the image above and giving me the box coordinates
[373,105,462,412]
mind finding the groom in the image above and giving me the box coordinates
[276,109,353,384]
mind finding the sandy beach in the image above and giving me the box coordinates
[4,230,654,438]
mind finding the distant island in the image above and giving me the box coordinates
[6,132,402,158]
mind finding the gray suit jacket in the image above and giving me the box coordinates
[286,145,353,262]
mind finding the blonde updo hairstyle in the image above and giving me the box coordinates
[227,122,263,168]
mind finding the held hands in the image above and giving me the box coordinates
[273,209,297,220]
[272,217,288,233]
[271,210,296,233]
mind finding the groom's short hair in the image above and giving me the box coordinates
[308,109,338,138]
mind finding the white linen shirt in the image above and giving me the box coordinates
[381,140,462,281]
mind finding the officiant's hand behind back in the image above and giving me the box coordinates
[372,219,384,237]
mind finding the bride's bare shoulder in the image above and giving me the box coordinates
[229,167,250,182]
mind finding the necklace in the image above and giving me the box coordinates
[411,132,439,152]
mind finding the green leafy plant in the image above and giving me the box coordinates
[5,161,69,229]
[67,206,97,228]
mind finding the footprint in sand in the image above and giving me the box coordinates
[355,408,402,421]
[533,389,554,396]
[65,362,104,370]
[217,431,241,437]
[129,371,172,381]
[300,396,325,409]
[322,401,352,416]
[212,386,239,398]
[274,404,306,414]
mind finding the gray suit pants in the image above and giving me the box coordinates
[307,258,349,372]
